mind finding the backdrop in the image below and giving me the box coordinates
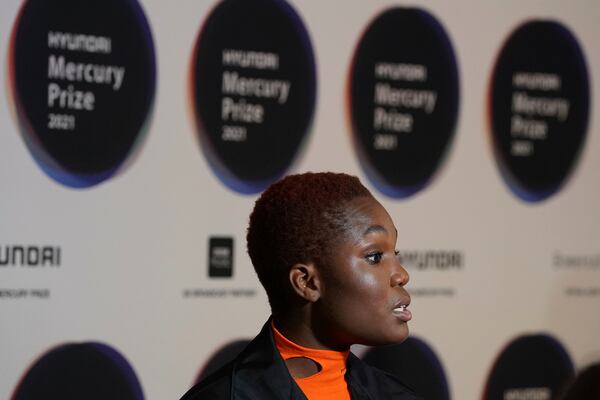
[1,1,599,399]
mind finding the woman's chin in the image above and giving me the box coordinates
[360,325,410,347]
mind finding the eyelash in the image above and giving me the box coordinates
[365,250,400,265]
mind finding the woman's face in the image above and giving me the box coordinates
[314,196,412,348]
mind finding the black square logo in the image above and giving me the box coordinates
[208,237,234,278]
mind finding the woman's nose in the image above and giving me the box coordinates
[390,263,410,287]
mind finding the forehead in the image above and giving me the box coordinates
[339,196,396,243]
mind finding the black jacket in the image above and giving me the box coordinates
[180,320,422,400]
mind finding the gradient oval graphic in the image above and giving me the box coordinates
[483,334,574,400]
[362,336,450,400]
[191,0,316,194]
[9,0,156,188]
[489,20,589,202]
[349,7,459,198]
[12,342,144,400]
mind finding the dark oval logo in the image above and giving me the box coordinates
[362,336,450,400]
[348,7,459,198]
[12,342,144,400]
[482,334,574,400]
[191,0,316,194]
[489,20,589,202]
[9,0,156,188]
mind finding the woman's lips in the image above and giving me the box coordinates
[392,305,412,322]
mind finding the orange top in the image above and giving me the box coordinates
[272,322,351,400]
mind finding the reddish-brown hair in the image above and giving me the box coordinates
[247,172,372,314]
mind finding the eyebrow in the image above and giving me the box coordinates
[363,225,387,236]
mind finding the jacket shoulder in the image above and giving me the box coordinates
[347,354,423,400]
[371,368,423,399]
[179,362,234,400]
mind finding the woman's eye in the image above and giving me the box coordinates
[394,250,400,257]
[365,252,383,264]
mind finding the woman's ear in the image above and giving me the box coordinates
[289,263,321,303]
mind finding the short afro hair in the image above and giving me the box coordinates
[246,172,373,315]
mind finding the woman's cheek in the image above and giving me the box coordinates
[354,270,387,303]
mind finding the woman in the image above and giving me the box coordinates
[181,172,420,399]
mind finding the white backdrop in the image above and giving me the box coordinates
[1,1,599,399]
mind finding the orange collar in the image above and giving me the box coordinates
[272,322,350,400]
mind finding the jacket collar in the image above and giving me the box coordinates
[231,319,307,400]
[230,319,419,400]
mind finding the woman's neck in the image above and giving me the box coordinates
[272,309,351,352]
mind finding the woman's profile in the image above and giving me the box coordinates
[180,172,421,399]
